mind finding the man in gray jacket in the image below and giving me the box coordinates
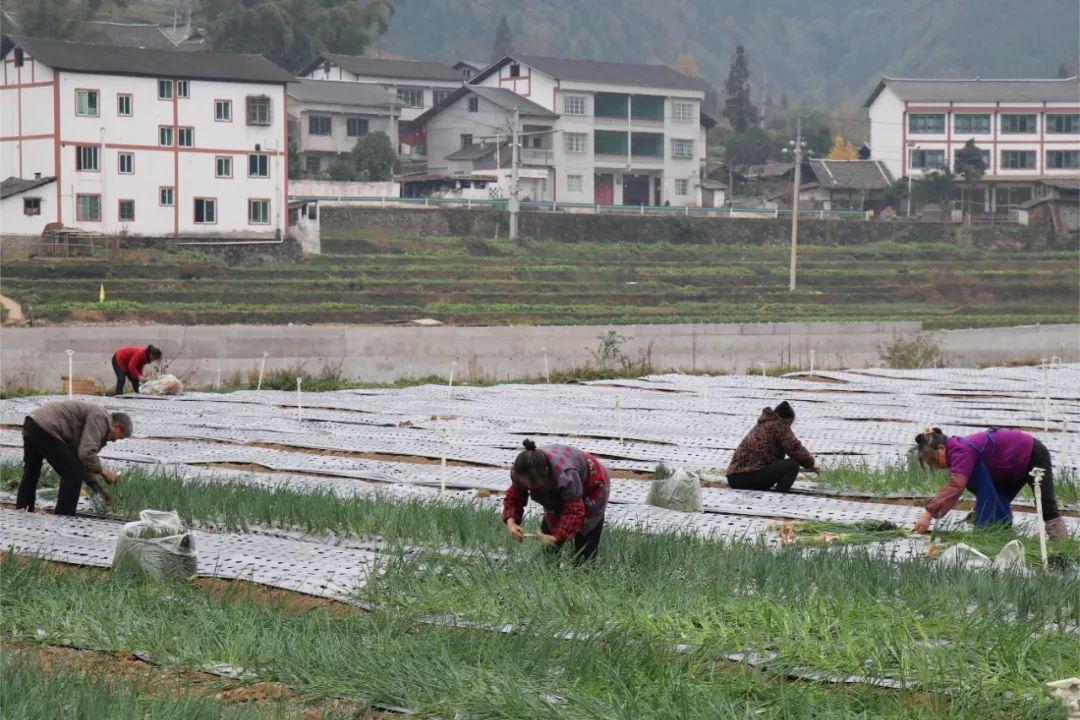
[15,400,133,516]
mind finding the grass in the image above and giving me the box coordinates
[4,228,1076,327]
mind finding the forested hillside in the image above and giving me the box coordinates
[381,0,1079,105]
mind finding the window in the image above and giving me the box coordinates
[952,147,990,170]
[75,89,99,116]
[158,79,173,100]
[671,139,694,159]
[567,174,583,192]
[176,80,189,98]
[460,133,473,148]
[397,88,424,108]
[509,63,521,78]
[159,187,174,206]
[177,127,194,147]
[1047,114,1080,134]
[674,178,689,195]
[215,99,232,121]
[564,95,586,115]
[309,115,332,136]
[76,194,101,221]
[908,114,945,134]
[248,153,269,177]
[434,90,452,106]
[1000,150,1036,169]
[248,199,270,224]
[75,145,99,171]
[1000,114,1037,133]
[346,117,368,137]
[159,126,174,146]
[246,96,272,125]
[1046,150,1080,169]
[23,197,40,216]
[118,199,135,222]
[909,149,945,169]
[953,114,989,134]
[215,156,233,178]
[564,132,586,153]
[117,94,132,116]
[118,152,134,174]
[467,96,480,112]
[672,101,694,121]
[194,197,217,224]
[305,155,321,174]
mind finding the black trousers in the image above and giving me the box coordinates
[112,355,139,395]
[541,515,605,562]
[16,418,86,516]
[1026,439,1060,521]
[727,458,801,493]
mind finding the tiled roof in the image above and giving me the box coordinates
[808,159,894,190]
[1,175,55,199]
[472,54,710,93]
[288,79,400,107]
[302,53,461,82]
[414,85,557,124]
[865,76,1080,106]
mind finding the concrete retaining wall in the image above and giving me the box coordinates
[3,321,1077,391]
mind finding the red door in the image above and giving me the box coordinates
[594,173,614,205]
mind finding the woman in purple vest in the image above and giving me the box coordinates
[912,426,1067,539]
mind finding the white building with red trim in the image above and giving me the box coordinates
[0,35,292,237]
[864,76,1080,213]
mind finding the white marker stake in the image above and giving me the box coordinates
[448,361,457,398]
[439,427,448,494]
[216,368,222,390]
[296,377,303,422]
[542,347,550,383]
[1030,467,1048,570]
[65,349,74,398]
[257,352,269,391]
[760,362,767,378]
[809,349,815,376]
[1041,358,1050,432]
[615,394,624,443]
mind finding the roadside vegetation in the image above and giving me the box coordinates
[3,228,1076,327]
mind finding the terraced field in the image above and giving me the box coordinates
[3,225,1076,326]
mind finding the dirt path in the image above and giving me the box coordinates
[0,294,24,324]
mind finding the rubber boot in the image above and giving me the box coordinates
[1044,516,1068,541]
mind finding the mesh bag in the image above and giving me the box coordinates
[112,509,197,582]
[646,467,703,513]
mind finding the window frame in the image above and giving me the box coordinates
[117,198,135,222]
[910,148,946,169]
[75,193,101,222]
[193,197,218,225]
[159,186,175,207]
[248,153,270,178]
[1046,113,1080,134]
[460,133,474,149]
[434,89,453,107]
[117,93,133,117]
[397,88,424,108]
[346,117,369,137]
[467,96,480,113]
[671,138,694,159]
[214,99,232,122]
[159,126,174,147]
[671,101,695,122]
[157,79,174,100]
[564,132,587,153]
[75,88,100,117]
[246,96,272,126]
[1046,149,1080,169]
[248,198,271,225]
[118,151,134,174]
[75,145,100,172]
[1000,114,1037,134]
[308,115,332,136]
[1000,149,1036,169]
[177,127,194,147]
[215,155,233,178]
[176,80,189,99]
[674,178,689,195]
[953,113,990,134]
[566,174,583,192]
[908,113,946,134]
[23,197,41,216]
[564,95,587,116]
[305,155,322,174]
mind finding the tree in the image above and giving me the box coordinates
[492,13,513,61]
[328,155,356,181]
[350,131,395,181]
[288,142,301,179]
[953,138,986,221]
[722,45,757,132]
[10,0,128,40]
[911,170,955,212]
[724,126,771,169]
[196,0,392,72]
[826,136,859,161]
[800,112,832,157]
[672,51,701,78]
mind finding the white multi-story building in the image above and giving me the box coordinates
[0,34,292,237]
[865,76,1080,212]
[419,54,712,207]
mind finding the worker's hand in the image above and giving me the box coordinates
[536,533,559,546]
[913,509,933,534]
[101,469,119,484]
[507,520,526,543]
[99,487,111,505]
[810,464,821,473]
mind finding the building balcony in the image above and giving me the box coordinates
[521,148,554,166]
[630,153,664,168]
[630,117,664,128]
[595,153,629,166]
[595,116,628,128]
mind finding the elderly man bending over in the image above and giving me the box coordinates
[15,400,132,516]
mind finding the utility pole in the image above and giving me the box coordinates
[784,117,806,292]
[509,105,520,241]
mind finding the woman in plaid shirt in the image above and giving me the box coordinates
[503,439,611,561]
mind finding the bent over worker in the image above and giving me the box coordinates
[726,401,819,492]
[503,440,610,561]
[112,344,162,395]
[912,427,1067,540]
[15,400,132,516]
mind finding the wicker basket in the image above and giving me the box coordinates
[60,375,101,395]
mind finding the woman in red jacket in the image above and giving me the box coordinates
[112,344,162,395]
